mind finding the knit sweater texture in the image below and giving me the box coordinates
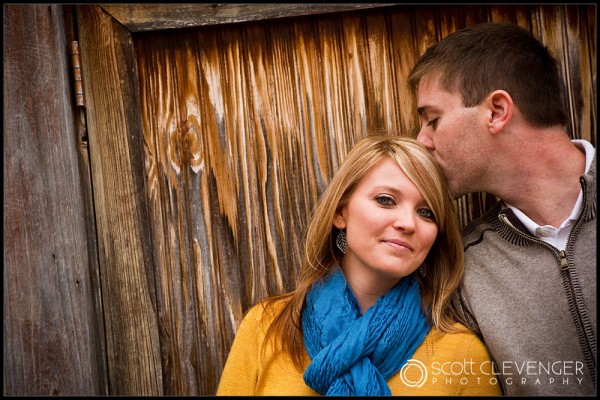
[457,152,596,395]
[216,298,501,396]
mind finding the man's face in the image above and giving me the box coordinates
[415,73,488,199]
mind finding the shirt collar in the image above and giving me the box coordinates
[504,139,594,233]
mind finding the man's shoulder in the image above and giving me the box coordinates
[462,200,503,247]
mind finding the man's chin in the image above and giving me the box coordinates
[448,184,467,200]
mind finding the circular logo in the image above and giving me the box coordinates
[400,359,428,388]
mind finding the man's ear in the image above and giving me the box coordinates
[485,90,513,134]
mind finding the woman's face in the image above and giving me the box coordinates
[334,157,439,295]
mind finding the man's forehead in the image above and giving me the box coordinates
[418,71,446,92]
[416,76,444,110]
[417,72,462,102]
[416,78,462,115]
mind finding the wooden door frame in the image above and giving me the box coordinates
[98,3,398,32]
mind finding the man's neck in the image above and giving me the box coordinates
[493,136,587,227]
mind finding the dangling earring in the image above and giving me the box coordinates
[336,230,347,254]
[418,264,426,277]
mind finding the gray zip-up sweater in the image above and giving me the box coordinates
[457,153,596,396]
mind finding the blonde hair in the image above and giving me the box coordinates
[263,135,464,368]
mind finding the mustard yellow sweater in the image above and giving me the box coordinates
[217,300,502,396]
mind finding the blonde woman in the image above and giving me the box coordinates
[217,136,501,396]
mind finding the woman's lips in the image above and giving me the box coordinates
[384,239,413,251]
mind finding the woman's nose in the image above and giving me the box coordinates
[393,210,416,232]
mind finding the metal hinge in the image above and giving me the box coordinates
[69,40,88,146]
[69,40,85,107]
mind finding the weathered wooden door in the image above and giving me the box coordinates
[37,3,599,396]
[80,5,595,394]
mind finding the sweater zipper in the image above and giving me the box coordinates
[498,177,596,387]
[497,213,565,266]
[558,250,569,269]
[498,175,589,268]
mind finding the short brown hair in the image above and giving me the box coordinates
[407,22,568,128]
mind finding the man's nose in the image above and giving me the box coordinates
[416,129,434,150]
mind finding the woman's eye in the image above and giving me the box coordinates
[417,208,436,220]
[375,195,395,206]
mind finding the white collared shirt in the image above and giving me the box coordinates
[505,139,595,250]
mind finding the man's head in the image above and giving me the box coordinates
[407,22,568,128]
[406,22,570,199]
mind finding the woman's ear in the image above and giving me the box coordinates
[485,90,513,134]
[333,210,346,229]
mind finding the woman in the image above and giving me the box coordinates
[217,136,501,396]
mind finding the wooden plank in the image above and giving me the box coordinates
[75,5,162,395]
[3,4,107,395]
[554,4,597,144]
[100,3,398,32]
[135,31,235,394]
[572,4,597,146]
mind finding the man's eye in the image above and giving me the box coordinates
[418,208,436,220]
[426,118,439,129]
[375,195,395,206]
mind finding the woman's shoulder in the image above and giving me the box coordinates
[422,322,489,358]
[243,296,291,325]
[403,324,501,395]
[427,321,482,339]
[230,296,292,346]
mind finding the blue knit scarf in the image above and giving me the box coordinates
[302,267,431,396]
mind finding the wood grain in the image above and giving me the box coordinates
[76,5,162,395]
[132,5,596,395]
[100,3,398,32]
[4,3,594,396]
[3,4,106,395]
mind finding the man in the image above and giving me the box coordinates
[407,22,596,395]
